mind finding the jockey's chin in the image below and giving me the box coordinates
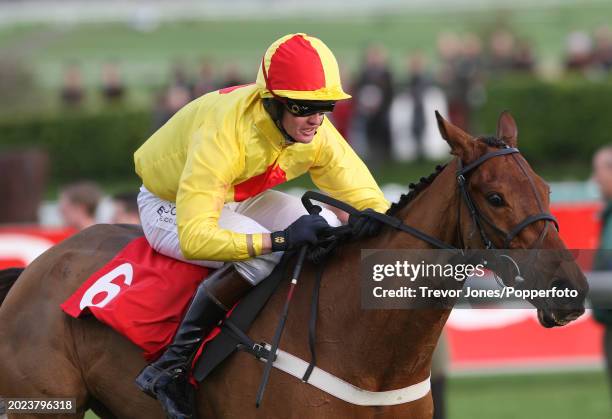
[281,111,324,144]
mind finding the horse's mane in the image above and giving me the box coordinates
[386,164,447,216]
[386,136,507,216]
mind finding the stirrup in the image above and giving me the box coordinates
[136,362,188,399]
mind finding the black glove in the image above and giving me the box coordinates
[271,214,330,252]
[348,208,383,240]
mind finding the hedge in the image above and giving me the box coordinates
[0,108,152,182]
[473,76,612,165]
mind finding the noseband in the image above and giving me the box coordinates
[456,146,559,249]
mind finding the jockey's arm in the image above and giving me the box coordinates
[309,119,390,214]
[176,120,273,261]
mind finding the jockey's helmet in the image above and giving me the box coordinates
[256,33,351,117]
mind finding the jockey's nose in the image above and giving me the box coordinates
[306,113,324,126]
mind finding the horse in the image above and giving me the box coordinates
[0,112,587,419]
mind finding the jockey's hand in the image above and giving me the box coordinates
[271,214,330,252]
[349,208,383,240]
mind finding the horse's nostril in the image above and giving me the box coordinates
[550,278,584,310]
[551,278,576,293]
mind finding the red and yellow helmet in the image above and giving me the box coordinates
[256,33,351,102]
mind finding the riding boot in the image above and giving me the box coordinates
[135,263,253,419]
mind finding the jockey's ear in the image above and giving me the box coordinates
[496,110,518,148]
[435,110,475,161]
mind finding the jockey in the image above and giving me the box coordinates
[133,33,390,418]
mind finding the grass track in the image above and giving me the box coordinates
[83,370,610,419]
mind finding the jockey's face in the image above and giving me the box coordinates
[281,110,324,143]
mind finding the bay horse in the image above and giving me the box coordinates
[0,112,587,419]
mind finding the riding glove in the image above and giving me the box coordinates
[271,214,330,252]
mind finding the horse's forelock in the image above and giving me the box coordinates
[476,135,508,148]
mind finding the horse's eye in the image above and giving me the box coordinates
[487,193,505,207]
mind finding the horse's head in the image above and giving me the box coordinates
[435,111,588,327]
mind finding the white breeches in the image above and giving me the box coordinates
[137,186,341,285]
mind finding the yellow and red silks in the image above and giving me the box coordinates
[134,35,388,263]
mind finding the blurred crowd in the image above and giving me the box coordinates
[58,26,612,167]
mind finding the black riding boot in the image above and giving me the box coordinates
[135,263,252,419]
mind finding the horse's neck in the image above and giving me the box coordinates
[317,164,460,390]
[384,163,461,250]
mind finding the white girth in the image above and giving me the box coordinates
[259,344,431,406]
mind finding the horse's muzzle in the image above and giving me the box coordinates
[536,277,586,328]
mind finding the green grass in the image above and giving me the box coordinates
[82,370,610,418]
[2,1,612,91]
[448,370,610,419]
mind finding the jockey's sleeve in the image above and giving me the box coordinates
[309,120,390,214]
[176,121,262,262]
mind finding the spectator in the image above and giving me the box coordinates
[390,52,449,162]
[446,33,485,131]
[58,181,102,231]
[164,84,191,116]
[219,62,244,88]
[60,63,85,107]
[512,38,536,73]
[111,191,141,224]
[153,63,193,128]
[152,90,171,130]
[404,52,430,154]
[100,61,126,104]
[354,44,394,165]
[192,58,216,98]
[593,25,612,72]
[436,32,462,88]
[329,66,354,143]
[170,62,192,91]
[564,31,593,74]
[487,29,516,76]
[591,145,612,396]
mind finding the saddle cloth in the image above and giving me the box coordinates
[61,236,220,363]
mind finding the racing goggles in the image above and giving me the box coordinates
[283,99,336,116]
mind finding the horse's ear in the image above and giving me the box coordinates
[496,110,518,147]
[435,110,475,160]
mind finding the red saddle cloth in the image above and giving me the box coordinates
[61,236,214,362]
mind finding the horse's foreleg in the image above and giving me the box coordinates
[0,301,90,417]
[0,351,89,419]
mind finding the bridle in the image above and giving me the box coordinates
[302,145,559,253]
[456,145,559,250]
